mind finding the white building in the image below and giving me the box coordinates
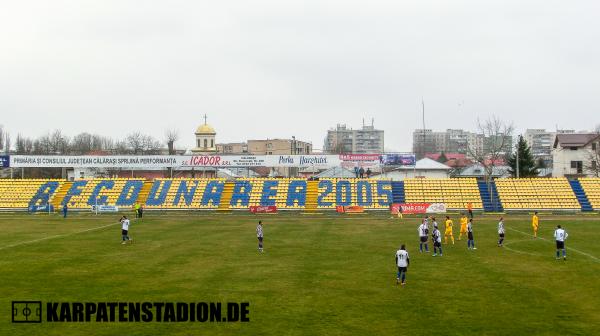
[524,129,574,167]
[552,133,600,177]
[324,121,384,154]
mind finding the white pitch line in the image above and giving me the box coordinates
[502,239,545,257]
[507,227,600,263]
[0,222,120,251]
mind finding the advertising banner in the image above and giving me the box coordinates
[339,153,416,168]
[91,205,120,213]
[28,204,54,213]
[339,154,381,161]
[379,154,416,166]
[336,206,365,213]
[394,203,447,214]
[249,206,277,213]
[182,155,340,168]
[0,155,9,167]
[9,155,341,168]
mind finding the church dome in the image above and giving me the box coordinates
[196,123,216,134]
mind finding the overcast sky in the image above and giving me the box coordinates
[1,0,599,152]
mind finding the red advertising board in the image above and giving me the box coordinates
[249,206,277,213]
[337,206,365,213]
[339,154,381,161]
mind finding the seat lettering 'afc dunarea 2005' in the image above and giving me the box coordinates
[2,177,598,211]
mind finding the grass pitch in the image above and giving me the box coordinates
[1,212,599,335]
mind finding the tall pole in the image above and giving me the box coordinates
[516,137,520,178]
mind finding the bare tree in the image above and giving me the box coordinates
[126,132,144,154]
[0,126,4,152]
[15,134,33,154]
[165,129,179,155]
[48,130,69,154]
[584,125,600,177]
[125,132,161,154]
[4,131,11,155]
[466,116,514,210]
[141,134,161,154]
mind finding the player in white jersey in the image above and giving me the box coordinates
[418,220,429,253]
[395,244,410,286]
[120,216,132,244]
[256,221,264,252]
[432,227,443,257]
[497,217,505,247]
[554,225,568,260]
[467,218,476,250]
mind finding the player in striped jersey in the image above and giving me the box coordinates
[467,218,476,250]
[554,225,568,260]
[256,221,264,252]
[432,226,443,257]
[120,216,132,245]
[418,220,429,253]
[395,244,410,286]
[497,217,505,247]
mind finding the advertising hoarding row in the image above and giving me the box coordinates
[7,154,416,169]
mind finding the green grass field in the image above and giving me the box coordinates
[1,212,599,335]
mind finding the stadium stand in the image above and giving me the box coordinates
[494,178,580,210]
[403,178,483,209]
[60,178,146,209]
[144,178,226,209]
[2,177,597,211]
[0,179,64,209]
[578,178,600,210]
[316,178,394,210]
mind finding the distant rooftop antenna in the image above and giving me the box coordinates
[362,118,365,127]
[371,118,374,127]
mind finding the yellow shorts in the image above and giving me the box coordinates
[445,231,453,235]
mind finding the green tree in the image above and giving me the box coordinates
[507,135,539,177]
[437,152,448,163]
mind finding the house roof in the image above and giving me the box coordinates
[425,153,466,161]
[458,164,510,177]
[554,133,599,148]
[445,158,473,168]
[395,158,451,171]
[314,167,356,178]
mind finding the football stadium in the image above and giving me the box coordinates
[3,1,600,335]
[2,163,600,335]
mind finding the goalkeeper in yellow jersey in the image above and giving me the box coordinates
[532,211,539,238]
[444,215,455,245]
[458,213,468,240]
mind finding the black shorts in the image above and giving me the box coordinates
[420,236,428,243]
[468,232,474,240]
[397,267,407,273]
[434,241,441,247]
[122,229,128,235]
[499,233,505,238]
[556,241,564,249]
[258,237,263,242]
